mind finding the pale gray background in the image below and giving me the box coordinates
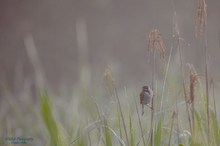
[1,0,220,95]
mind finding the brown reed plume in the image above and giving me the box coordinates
[187,64,199,135]
[147,29,166,146]
[196,0,207,37]
[147,29,166,59]
[187,65,199,104]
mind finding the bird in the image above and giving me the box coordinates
[140,85,153,115]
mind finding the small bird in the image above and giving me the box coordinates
[140,85,153,115]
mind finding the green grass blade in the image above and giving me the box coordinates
[210,110,219,145]
[129,115,135,146]
[194,110,207,145]
[76,133,87,146]
[154,117,162,146]
[104,118,112,146]
[117,108,123,146]
[40,91,63,146]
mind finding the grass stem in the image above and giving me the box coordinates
[114,87,129,146]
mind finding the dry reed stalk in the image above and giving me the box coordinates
[103,65,129,146]
[170,1,181,142]
[103,65,115,95]
[172,6,192,133]
[87,118,92,146]
[114,88,129,146]
[134,97,146,146]
[195,0,209,143]
[210,79,217,117]
[168,111,176,146]
[204,25,210,146]
[187,64,199,136]
[150,47,155,146]
[175,91,180,144]
[147,29,166,146]
[160,45,173,112]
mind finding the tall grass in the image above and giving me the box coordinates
[1,0,220,146]
[40,91,66,146]
[147,28,166,146]
[196,0,210,143]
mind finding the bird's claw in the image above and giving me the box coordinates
[146,104,153,110]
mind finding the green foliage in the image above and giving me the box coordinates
[129,115,135,146]
[117,108,123,141]
[154,117,162,146]
[74,131,87,146]
[40,91,65,146]
[210,110,220,146]
[194,110,207,145]
[2,75,220,146]
[104,118,112,146]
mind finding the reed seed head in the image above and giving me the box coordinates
[147,29,166,59]
[196,0,207,37]
[103,65,115,92]
[187,65,199,104]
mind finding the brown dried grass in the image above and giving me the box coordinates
[147,29,166,59]
[103,65,115,94]
[187,65,199,104]
[196,0,207,37]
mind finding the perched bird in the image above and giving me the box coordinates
[140,85,153,115]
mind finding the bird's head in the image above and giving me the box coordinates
[142,85,149,91]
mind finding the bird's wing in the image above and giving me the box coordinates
[140,92,143,104]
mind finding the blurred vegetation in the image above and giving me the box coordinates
[1,0,220,146]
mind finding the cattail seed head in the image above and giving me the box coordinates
[187,65,199,104]
[196,0,207,37]
[147,29,166,59]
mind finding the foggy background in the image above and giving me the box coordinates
[1,0,220,96]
